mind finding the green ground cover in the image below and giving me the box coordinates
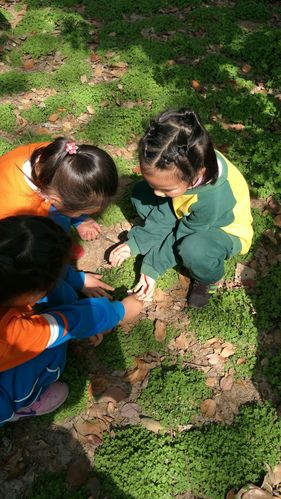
[0,0,280,497]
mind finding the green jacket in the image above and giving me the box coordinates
[127,151,253,279]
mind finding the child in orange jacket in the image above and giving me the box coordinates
[0,215,142,425]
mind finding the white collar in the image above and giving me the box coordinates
[22,160,40,192]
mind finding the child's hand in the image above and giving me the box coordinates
[109,243,131,267]
[83,272,114,299]
[77,219,102,240]
[121,295,143,323]
[133,273,155,301]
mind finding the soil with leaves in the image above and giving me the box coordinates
[0,0,281,498]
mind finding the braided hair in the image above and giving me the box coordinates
[30,137,118,212]
[139,109,218,185]
[0,215,72,303]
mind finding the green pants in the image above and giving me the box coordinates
[128,181,241,283]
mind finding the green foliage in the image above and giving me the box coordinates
[0,137,13,155]
[30,472,86,499]
[188,288,258,377]
[0,71,27,96]
[9,34,59,63]
[139,365,211,427]
[13,8,59,36]
[94,319,176,371]
[262,352,281,400]
[94,403,281,499]
[229,133,281,198]
[40,348,89,424]
[0,104,16,132]
[253,263,281,330]
[234,0,269,21]
[60,13,92,49]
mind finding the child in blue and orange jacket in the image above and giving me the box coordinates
[0,137,118,298]
[0,215,142,425]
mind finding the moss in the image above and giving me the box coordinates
[9,34,59,64]
[188,288,258,378]
[0,71,28,96]
[94,319,176,371]
[139,364,211,427]
[94,403,281,499]
[13,8,60,36]
[253,263,281,331]
[30,473,87,499]
[0,103,16,132]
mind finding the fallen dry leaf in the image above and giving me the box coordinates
[205,337,221,346]
[74,420,105,446]
[48,113,59,123]
[99,385,128,403]
[191,79,201,90]
[153,288,168,302]
[226,490,237,499]
[2,449,25,479]
[174,333,190,350]
[140,417,164,433]
[87,105,95,115]
[80,74,88,83]
[220,374,234,391]
[205,377,217,388]
[120,402,141,418]
[220,345,236,359]
[262,463,281,487]
[89,374,109,397]
[237,357,247,365]
[178,273,191,289]
[123,358,152,384]
[241,63,252,73]
[274,215,281,228]
[236,486,273,498]
[154,319,166,342]
[66,456,90,489]
[200,399,217,417]
[22,57,34,70]
[207,353,223,365]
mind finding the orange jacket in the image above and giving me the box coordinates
[0,142,51,219]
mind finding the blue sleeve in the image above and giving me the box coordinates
[42,297,125,348]
[71,215,90,228]
[63,265,85,291]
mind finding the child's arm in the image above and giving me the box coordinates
[4,295,143,370]
[64,265,114,299]
[71,216,102,240]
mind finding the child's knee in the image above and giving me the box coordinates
[177,235,207,267]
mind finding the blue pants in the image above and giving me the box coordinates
[0,278,77,426]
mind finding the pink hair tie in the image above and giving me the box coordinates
[65,142,78,155]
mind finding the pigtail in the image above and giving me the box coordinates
[140,108,218,185]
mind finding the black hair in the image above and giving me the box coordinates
[30,137,119,212]
[0,215,72,303]
[139,109,218,185]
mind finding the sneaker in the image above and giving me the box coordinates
[10,382,69,421]
[187,281,217,309]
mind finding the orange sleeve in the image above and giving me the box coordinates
[0,142,51,220]
[0,310,51,371]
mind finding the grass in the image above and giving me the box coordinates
[0,0,280,497]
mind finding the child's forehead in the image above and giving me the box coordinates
[142,166,181,184]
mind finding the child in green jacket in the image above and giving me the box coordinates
[110,109,253,309]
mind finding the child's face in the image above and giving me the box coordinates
[142,167,190,198]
